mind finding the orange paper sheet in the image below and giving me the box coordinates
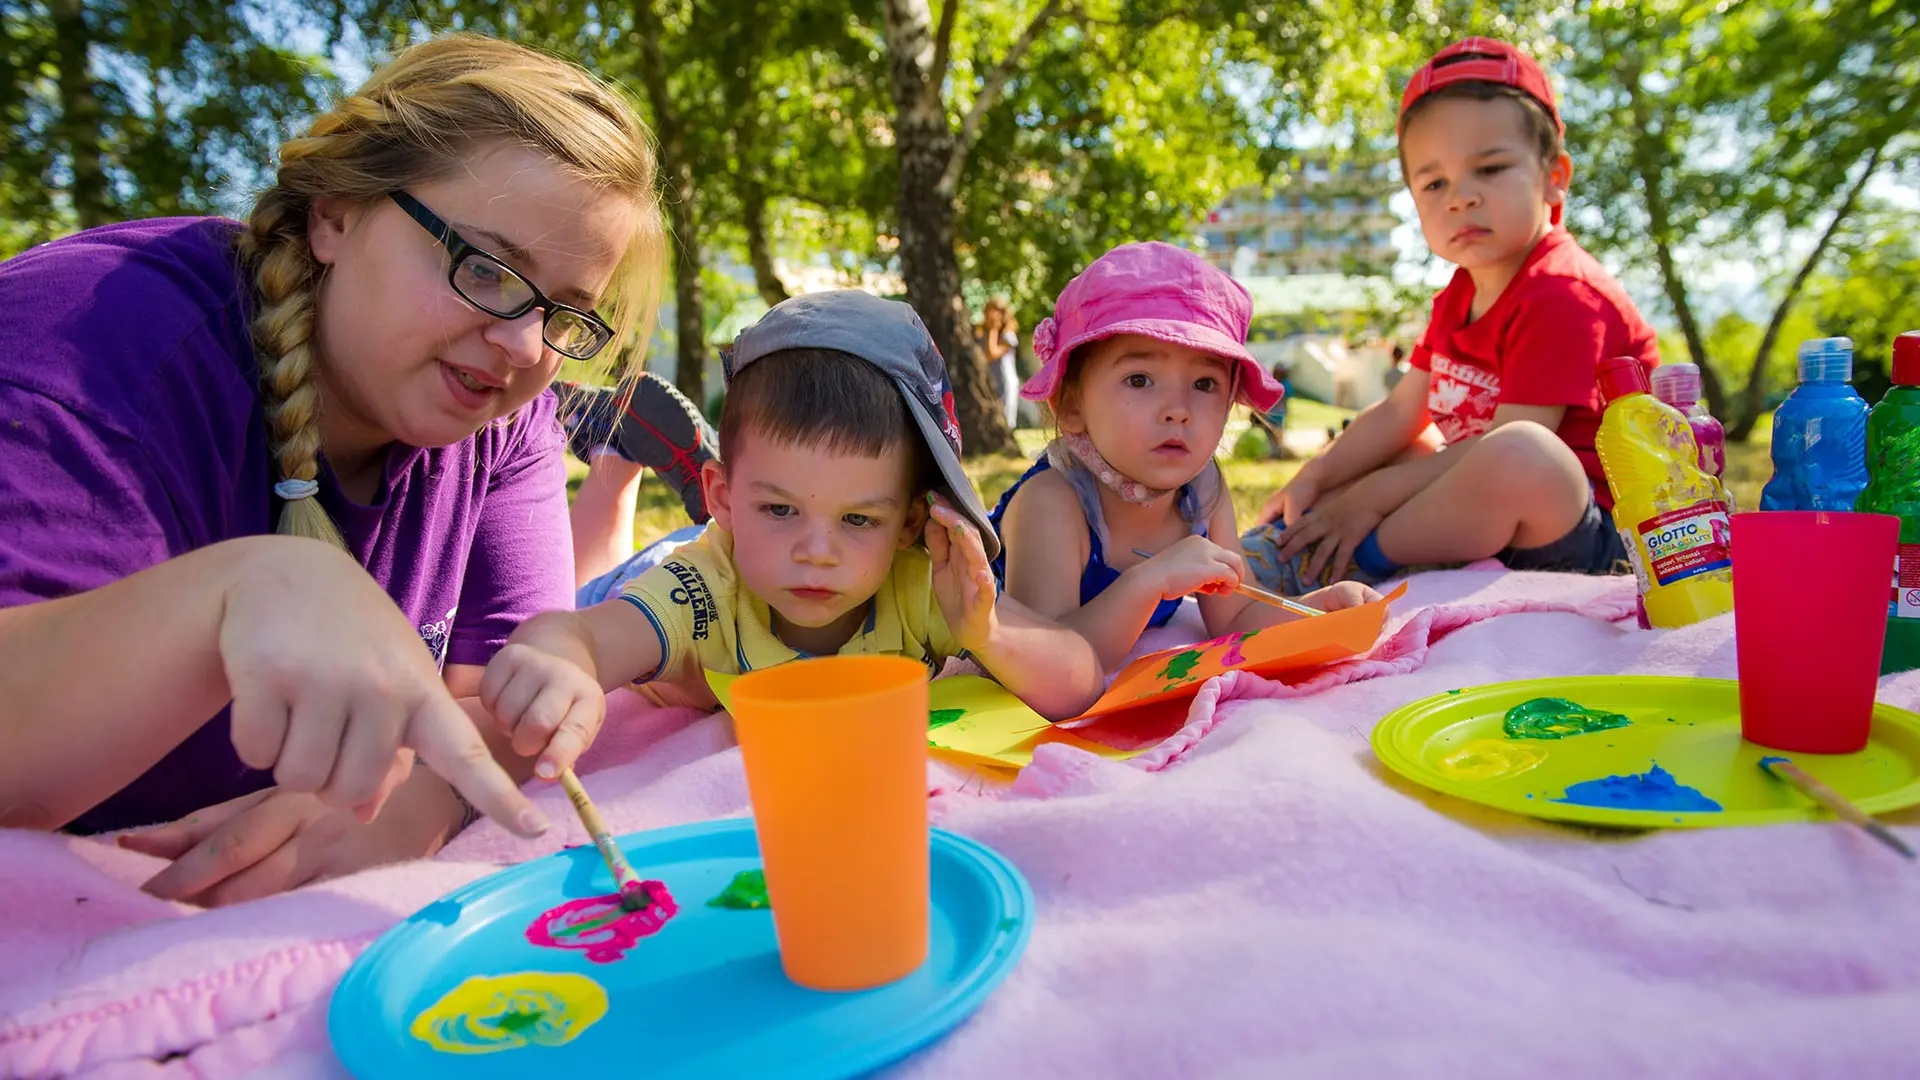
[700,584,1400,770]
[1074,582,1406,722]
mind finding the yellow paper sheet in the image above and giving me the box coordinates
[704,670,1142,771]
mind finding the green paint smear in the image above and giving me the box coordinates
[551,909,625,938]
[491,1009,546,1034]
[707,869,770,910]
[928,708,966,730]
[1157,649,1203,682]
[1503,697,1631,740]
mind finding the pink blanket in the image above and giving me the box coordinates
[7,568,1919,1079]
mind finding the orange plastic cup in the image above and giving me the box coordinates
[729,655,930,991]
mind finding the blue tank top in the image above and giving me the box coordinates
[987,448,1214,630]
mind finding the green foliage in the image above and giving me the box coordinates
[1562,0,1919,433]
[0,0,337,257]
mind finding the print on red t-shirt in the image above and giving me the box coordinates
[1407,228,1661,509]
[1427,352,1501,442]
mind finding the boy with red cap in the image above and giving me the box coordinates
[1243,37,1660,592]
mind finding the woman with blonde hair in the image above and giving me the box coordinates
[0,34,663,905]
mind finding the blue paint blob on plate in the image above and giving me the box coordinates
[1555,763,1722,812]
[330,819,1032,1079]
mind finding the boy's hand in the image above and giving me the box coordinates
[1257,471,1320,527]
[1138,534,1245,601]
[1275,482,1386,585]
[925,494,997,653]
[1299,580,1382,613]
[479,643,607,780]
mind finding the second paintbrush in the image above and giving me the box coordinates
[1130,548,1324,618]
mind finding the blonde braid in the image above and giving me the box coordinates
[238,191,346,550]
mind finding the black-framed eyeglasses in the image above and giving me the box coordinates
[390,191,616,361]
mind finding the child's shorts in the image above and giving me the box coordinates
[1498,496,1629,576]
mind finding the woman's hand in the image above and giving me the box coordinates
[218,541,547,837]
[118,771,466,907]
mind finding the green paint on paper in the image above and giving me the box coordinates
[1503,697,1631,740]
[1156,649,1203,683]
[928,708,966,729]
[707,869,770,910]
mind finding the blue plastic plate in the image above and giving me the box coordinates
[329,818,1033,1079]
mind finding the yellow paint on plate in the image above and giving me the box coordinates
[1438,738,1548,781]
[410,971,609,1055]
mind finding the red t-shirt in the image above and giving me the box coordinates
[1408,228,1660,508]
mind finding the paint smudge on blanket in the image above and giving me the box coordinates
[1503,697,1632,740]
[410,972,608,1054]
[1555,763,1722,812]
[1439,738,1548,781]
[707,869,771,910]
[525,882,678,963]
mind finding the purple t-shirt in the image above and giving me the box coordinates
[0,218,575,832]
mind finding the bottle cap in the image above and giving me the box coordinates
[1893,332,1920,387]
[1797,337,1854,383]
[1597,356,1651,403]
[1649,362,1702,407]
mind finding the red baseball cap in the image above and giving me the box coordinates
[1399,37,1565,223]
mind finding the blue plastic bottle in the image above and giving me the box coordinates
[1758,337,1870,511]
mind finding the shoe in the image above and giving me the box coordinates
[554,380,623,464]
[616,372,718,524]
[555,373,718,524]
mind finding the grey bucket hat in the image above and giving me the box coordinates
[721,290,1000,559]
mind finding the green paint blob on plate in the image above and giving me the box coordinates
[707,869,771,910]
[928,708,966,730]
[1502,697,1631,740]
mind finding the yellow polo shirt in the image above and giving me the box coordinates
[618,525,960,692]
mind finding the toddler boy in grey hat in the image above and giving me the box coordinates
[481,291,1105,757]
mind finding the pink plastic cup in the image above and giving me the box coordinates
[1732,511,1898,753]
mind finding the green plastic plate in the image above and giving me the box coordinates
[1371,676,1920,829]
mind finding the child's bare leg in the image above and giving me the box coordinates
[1373,421,1590,565]
[570,456,643,588]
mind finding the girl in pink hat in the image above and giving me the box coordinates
[987,242,1378,671]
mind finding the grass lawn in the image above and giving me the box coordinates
[576,398,1770,546]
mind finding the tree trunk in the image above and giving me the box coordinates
[1622,62,1727,419]
[881,0,1016,457]
[50,0,108,228]
[1725,145,1883,442]
[633,1,705,406]
[740,177,789,308]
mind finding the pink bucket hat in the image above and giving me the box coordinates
[1021,241,1283,413]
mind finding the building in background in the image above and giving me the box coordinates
[1193,154,1406,411]
[1196,155,1399,278]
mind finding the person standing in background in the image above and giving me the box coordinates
[978,295,1021,429]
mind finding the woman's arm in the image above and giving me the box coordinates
[0,536,543,833]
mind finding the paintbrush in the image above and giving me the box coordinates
[1130,548,1324,618]
[557,768,652,909]
[1759,756,1915,860]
